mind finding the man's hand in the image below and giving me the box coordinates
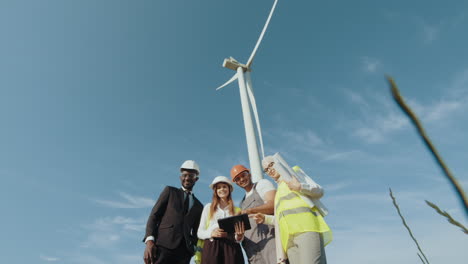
[286,176,301,191]
[249,213,265,224]
[211,228,227,238]
[143,240,157,264]
[241,208,252,215]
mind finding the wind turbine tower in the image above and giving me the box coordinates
[216,0,279,182]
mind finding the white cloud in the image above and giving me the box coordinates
[350,69,468,144]
[117,254,141,263]
[268,128,326,156]
[353,111,408,143]
[267,125,369,164]
[362,57,381,73]
[81,233,121,249]
[353,127,384,143]
[345,89,370,108]
[415,16,443,44]
[321,150,362,162]
[327,214,468,264]
[405,96,464,124]
[418,13,467,44]
[406,94,465,124]
[86,216,145,232]
[461,179,468,190]
[328,192,390,203]
[324,182,349,192]
[40,255,60,262]
[67,253,146,264]
[450,68,468,97]
[422,24,440,43]
[380,112,408,131]
[323,184,468,263]
[92,192,155,208]
[423,100,462,122]
[69,255,108,264]
[283,129,324,147]
[81,216,145,249]
[450,12,466,27]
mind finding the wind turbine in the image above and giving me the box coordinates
[216,0,279,182]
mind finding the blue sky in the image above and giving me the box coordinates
[1,0,467,263]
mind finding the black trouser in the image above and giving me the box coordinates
[155,240,192,264]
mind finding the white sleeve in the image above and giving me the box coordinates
[197,204,215,240]
[299,176,324,198]
[263,215,276,226]
[255,179,276,201]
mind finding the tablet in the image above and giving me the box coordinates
[217,214,252,233]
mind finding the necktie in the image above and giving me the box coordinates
[183,191,191,215]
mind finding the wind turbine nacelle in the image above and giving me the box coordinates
[223,57,248,72]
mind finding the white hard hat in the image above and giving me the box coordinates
[262,155,275,169]
[180,160,200,175]
[209,176,233,190]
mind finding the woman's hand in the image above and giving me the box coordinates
[211,228,227,238]
[234,221,245,241]
[250,213,265,224]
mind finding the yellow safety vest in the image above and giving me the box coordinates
[275,181,332,252]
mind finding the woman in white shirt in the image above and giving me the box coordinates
[197,176,245,264]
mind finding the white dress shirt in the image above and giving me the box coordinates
[197,203,242,242]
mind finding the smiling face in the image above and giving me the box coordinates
[179,169,199,190]
[233,171,252,189]
[264,161,281,181]
[215,182,231,199]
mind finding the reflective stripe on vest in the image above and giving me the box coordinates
[275,181,332,252]
[279,206,318,220]
[275,192,299,211]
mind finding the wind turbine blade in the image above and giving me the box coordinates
[245,72,265,159]
[216,73,238,90]
[246,0,279,68]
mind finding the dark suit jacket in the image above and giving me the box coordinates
[144,186,203,255]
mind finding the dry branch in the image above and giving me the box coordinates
[389,188,430,264]
[417,253,427,264]
[386,76,468,216]
[426,200,468,234]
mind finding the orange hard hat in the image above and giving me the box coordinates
[230,164,250,181]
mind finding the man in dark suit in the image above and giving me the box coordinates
[143,160,204,264]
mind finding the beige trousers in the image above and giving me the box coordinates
[287,232,326,264]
